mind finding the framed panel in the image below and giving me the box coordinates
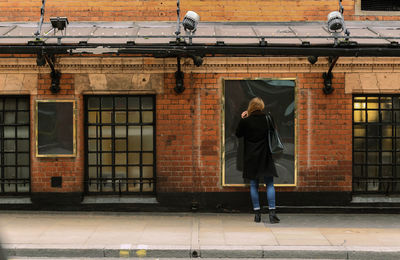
[36,100,76,157]
[222,79,296,186]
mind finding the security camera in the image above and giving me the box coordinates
[327,11,344,33]
[182,11,200,32]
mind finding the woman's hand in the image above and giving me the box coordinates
[241,111,248,119]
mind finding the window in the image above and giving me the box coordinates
[361,0,400,11]
[353,95,400,194]
[0,96,30,194]
[85,96,155,194]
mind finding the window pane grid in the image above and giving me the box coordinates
[0,96,30,194]
[85,96,155,194]
[353,95,400,194]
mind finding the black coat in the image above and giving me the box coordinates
[235,110,278,180]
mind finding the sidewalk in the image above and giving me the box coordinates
[0,211,400,259]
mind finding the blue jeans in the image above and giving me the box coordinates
[250,176,276,210]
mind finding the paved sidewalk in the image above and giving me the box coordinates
[0,211,400,259]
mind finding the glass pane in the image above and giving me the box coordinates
[101,167,113,191]
[5,98,16,110]
[17,153,29,164]
[367,138,379,151]
[4,126,15,138]
[17,140,29,152]
[353,165,363,177]
[395,111,400,123]
[5,167,15,178]
[128,126,141,151]
[89,167,98,179]
[382,166,393,177]
[115,153,126,165]
[17,182,29,192]
[141,97,153,109]
[0,99,2,110]
[353,125,366,137]
[17,126,29,138]
[115,167,126,179]
[102,139,112,151]
[128,166,140,178]
[382,138,392,150]
[367,97,379,109]
[142,181,153,192]
[142,111,153,123]
[115,112,126,123]
[353,138,365,150]
[88,139,97,151]
[115,139,127,151]
[367,179,379,191]
[4,140,15,152]
[102,153,112,165]
[17,167,29,179]
[382,125,392,137]
[115,126,126,138]
[367,166,379,178]
[17,112,29,124]
[381,97,392,109]
[101,111,112,124]
[381,110,392,123]
[4,112,15,124]
[102,126,112,138]
[382,152,392,164]
[88,97,100,110]
[367,152,379,164]
[88,153,98,165]
[143,166,153,178]
[115,97,126,110]
[4,184,16,192]
[394,97,400,109]
[142,126,153,151]
[367,125,379,137]
[88,111,99,124]
[128,111,140,123]
[128,153,139,164]
[128,97,139,109]
[354,152,366,163]
[88,126,99,138]
[18,99,29,110]
[367,110,379,123]
[101,97,113,109]
[5,154,15,165]
[143,153,153,164]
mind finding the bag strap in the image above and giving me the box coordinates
[265,113,274,131]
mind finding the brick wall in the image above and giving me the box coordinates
[30,73,84,192]
[0,0,397,23]
[156,72,353,193]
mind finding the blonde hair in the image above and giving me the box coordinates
[247,97,265,115]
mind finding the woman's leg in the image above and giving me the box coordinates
[264,176,280,223]
[264,176,276,209]
[249,179,260,210]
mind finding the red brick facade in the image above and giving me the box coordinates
[0,1,398,23]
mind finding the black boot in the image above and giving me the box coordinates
[269,209,280,224]
[254,210,261,223]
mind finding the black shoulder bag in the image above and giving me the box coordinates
[266,113,284,154]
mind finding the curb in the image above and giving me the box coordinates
[4,246,400,259]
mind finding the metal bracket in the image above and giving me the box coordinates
[322,56,339,95]
[43,54,61,94]
[174,57,184,94]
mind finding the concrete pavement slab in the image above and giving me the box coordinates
[1,212,400,259]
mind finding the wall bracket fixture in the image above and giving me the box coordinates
[43,54,61,94]
[174,57,185,94]
[322,56,339,95]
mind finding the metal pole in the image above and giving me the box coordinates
[35,0,46,37]
[175,0,181,39]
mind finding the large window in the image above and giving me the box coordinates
[361,0,400,11]
[85,96,155,194]
[0,96,30,194]
[353,95,400,194]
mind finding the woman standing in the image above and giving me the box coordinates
[235,97,280,224]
